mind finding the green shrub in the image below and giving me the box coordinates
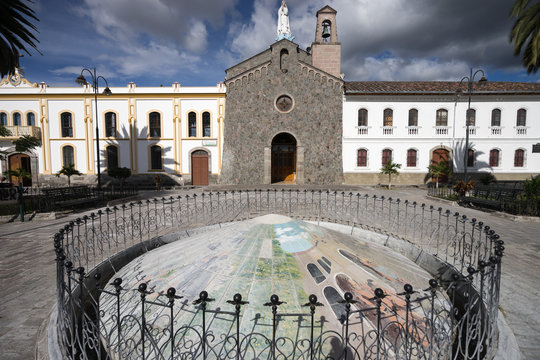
[108,167,131,189]
[523,175,540,200]
[478,172,496,185]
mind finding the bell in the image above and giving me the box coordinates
[321,23,331,39]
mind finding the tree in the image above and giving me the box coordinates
[107,167,131,190]
[0,125,11,161]
[510,0,540,74]
[13,134,40,152]
[56,164,82,186]
[427,161,452,188]
[380,160,401,189]
[3,166,31,184]
[0,0,41,77]
[1,125,41,168]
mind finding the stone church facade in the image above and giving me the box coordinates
[219,6,344,185]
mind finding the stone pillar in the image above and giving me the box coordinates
[296,146,304,184]
[264,146,271,184]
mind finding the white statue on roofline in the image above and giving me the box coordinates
[276,1,294,41]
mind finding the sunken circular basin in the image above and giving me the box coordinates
[100,215,450,358]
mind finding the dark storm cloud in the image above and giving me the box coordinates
[336,0,521,79]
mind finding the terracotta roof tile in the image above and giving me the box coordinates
[344,81,540,95]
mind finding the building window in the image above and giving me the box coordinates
[516,108,526,126]
[62,145,74,167]
[202,112,211,137]
[408,109,418,126]
[0,112,7,126]
[436,109,448,126]
[489,149,500,167]
[514,149,524,167]
[382,148,392,166]
[383,108,393,126]
[357,149,367,167]
[407,149,417,167]
[358,109,368,126]
[491,109,501,127]
[26,112,35,126]
[61,112,73,137]
[13,112,21,126]
[106,146,119,170]
[467,149,475,167]
[105,112,117,137]
[150,145,163,170]
[149,112,161,137]
[466,109,476,126]
[188,112,196,137]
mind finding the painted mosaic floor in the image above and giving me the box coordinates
[100,215,441,357]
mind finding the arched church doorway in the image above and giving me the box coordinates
[431,148,451,183]
[271,133,296,183]
[191,150,209,185]
[8,153,32,186]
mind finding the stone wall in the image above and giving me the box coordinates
[344,172,539,186]
[220,40,344,185]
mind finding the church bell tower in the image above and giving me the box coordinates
[311,6,341,78]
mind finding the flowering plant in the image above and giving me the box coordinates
[453,180,475,196]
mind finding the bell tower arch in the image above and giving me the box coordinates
[311,6,341,78]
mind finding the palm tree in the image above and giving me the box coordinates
[0,0,41,77]
[427,161,452,188]
[0,126,11,161]
[56,164,82,186]
[510,0,540,73]
[380,160,401,189]
[3,167,31,184]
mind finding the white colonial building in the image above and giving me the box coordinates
[343,81,540,185]
[0,75,225,186]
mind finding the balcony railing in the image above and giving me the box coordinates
[515,126,527,135]
[382,126,394,135]
[356,126,369,135]
[467,127,478,135]
[1,125,42,139]
[434,126,449,135]
[407,126,419,135]
[490,126,502,135]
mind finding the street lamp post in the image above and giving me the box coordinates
[76,68,112,190]
[458,68,487,183]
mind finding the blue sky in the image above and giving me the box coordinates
[15,0,540,87]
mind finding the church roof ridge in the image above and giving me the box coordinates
[316,5,337,14]
[344,80,540,94]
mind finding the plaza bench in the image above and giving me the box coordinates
[463,187,520,211]
[42,186,101,210]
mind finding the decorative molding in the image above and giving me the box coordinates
[226,61,271,86]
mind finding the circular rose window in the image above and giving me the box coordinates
[275,95,294,113]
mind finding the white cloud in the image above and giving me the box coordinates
[101,41,201,78]
[229,0,276,60]
[344,55,470,81]
[78,0,236,53]
[185,20,208,53]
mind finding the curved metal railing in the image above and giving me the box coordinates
[52,189,504,359]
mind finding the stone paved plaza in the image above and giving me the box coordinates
[0,186,539,359]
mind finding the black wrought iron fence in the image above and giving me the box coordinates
[53,189,504,359]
